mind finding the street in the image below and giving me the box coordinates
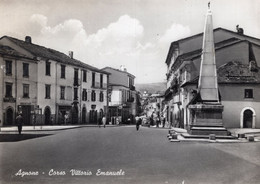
[1,126,260,184]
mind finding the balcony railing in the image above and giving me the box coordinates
[127,97,135,103]
[73,78,81,86]
[130,85,135,91]
[3,97,16,103]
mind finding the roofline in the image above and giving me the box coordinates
[165,27,260,64]
[171,27,260,45]
[180,78,260,87]
[0,52,36,62]
[101,66,136,78]
[109,83,132,89]
[189,39,256,61]
[2,35,109,74]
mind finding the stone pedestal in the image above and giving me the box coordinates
[189,103,228,135]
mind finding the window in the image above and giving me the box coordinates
[5,60,12,75]
[91,90,96,101]
[128,77,133,87]
[60,86,65,100]
[23,63,29,77]
[46,61,51,76]
[100,74,103,88]
[23,84,29,98]
[61,65,66,79]
[83,70,87,82]
[99,91,104,102]
[82,89,87,101]
[5,82,12,97]
[74,69,79,86]
[45,85,51,99]
[92,72,95,87]
[74,88,78,100]
[245,89,253,98]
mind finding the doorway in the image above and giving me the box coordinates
[44,107,51,125]
[243,109,253,128]
[6,108,14,125]
[82,107,86,124]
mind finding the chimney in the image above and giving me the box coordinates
[236,25,244,35]
[120,65,124,71]
[25,36,32,43]
[68,51,73,59]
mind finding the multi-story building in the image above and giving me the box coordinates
[101,66,136,124]
[0,36,109,126]
[164,26,260,129]
[0,44,37,126]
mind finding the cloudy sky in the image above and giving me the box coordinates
[0,0,260,83]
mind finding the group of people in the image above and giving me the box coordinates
[98,116,107,128]
[149,113,166,128]
[14,113,164,134]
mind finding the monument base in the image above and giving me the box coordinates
[188,103,228,136]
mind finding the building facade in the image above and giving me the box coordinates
[101,66,137,124]
[165,27,260,129]
[0,45,37,126]
[0,36,109,126]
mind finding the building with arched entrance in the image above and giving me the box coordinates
[164,25,260,129]
[0,44,37,127]
[0,36,109,127]
[240,107,256,128]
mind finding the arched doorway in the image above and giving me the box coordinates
[44,107,51,125]
[240,107,256,128]
[72,105,79,124]
[89,110,97,124]
[82,107,86,124]
[6,107,14,125]
[243,110,253,128]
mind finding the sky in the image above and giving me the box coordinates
[0,0,260,84]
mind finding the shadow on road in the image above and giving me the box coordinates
[0,134,52,142]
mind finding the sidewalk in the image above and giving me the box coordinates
[168,128,260,143]
[0,125,119,133]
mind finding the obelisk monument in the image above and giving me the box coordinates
[188,3,227,135]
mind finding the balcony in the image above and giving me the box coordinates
[92,82,101,88]
[127,97,135,103]
[130,85,135,91]
[3,97,16,103]
[73,78,81,87]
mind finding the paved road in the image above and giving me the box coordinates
[0,126,260,184]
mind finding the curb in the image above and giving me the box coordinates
[0,125,122,132]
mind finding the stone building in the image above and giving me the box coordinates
[164,15,260,129]
[101,66,137,124]
[0,36,109,126]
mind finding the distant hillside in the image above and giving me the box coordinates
[135,82,166,94]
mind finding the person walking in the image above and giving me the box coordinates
[156,117,160,128]
[16,114,23,135]
[136,116,142,131]
[162,116,166,128]
[98,116,102,128]
[102,115,106,128]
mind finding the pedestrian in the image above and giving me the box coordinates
[64,113,69,125]
[16,114,23,135]
[150,113,154,126]
[162,116,166,128]
[136,116,142,131]
[102,115,106,128]
[98,116,102,128]
[50,117,54,125]
[156,117,160,128]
